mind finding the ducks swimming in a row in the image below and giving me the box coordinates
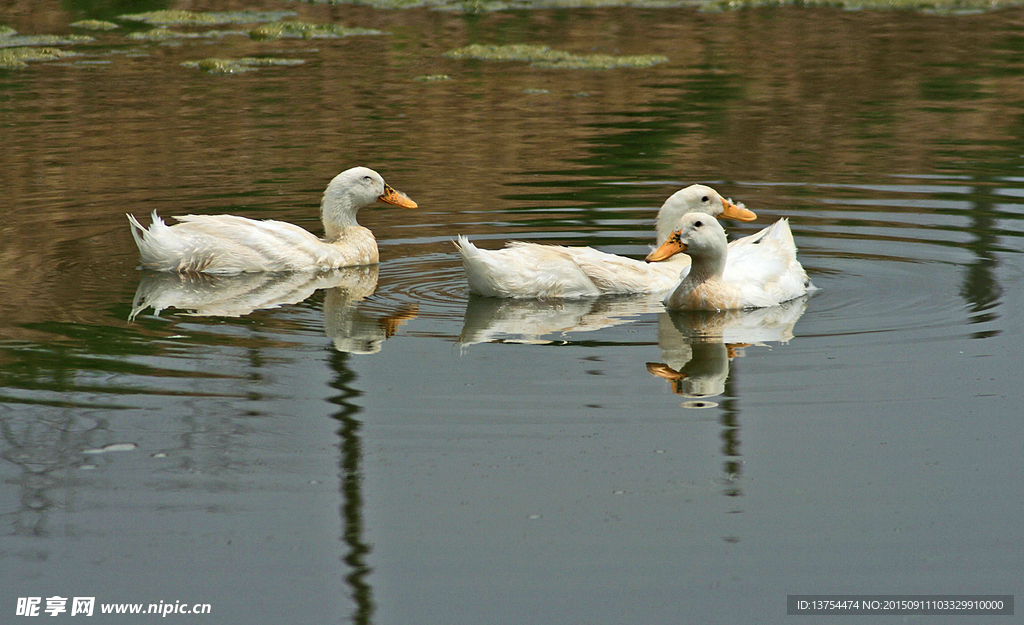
[453,184,756,299]
[126,167,812,311]
[455,184,813,309]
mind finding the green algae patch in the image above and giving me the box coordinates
[119,10,298,27]
[446,0,689,8]
[291,0,684,8]
[0,26,16,38]
[0,47,76,69]
[127,28,248,42]
[414,73,452,81]
[249,21,385,41]
[444,44,667,69]
[292,0,700,10]
[181,57,306,74]
[445,43,558,62]
[703,0,1022,10]
[0,31,94,49]
[291,0,1021,11]
[535,53,668,69]
[292,0,447,7]
[70,20,120,31]
[118,10,218,26]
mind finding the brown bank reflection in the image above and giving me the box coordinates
[647,300,808,497]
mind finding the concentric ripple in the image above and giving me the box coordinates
[370,252,470,319]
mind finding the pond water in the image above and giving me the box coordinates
[2,1,1023,623]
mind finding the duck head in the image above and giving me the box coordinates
[646,212,728,275]
[655,184,755,244]
[321,166,417,239]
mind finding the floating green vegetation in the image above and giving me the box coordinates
[702,0,1022,10]
[120,10,217,25]
[292,0,701,10]
[0,46,76,69]
[127,29,247,42]
[445,0,689,9]
[292,0,446,7]
[181,57,306,74]
[444,43,668,69]
[290,0,1022,11]
[414,73,452,81]
[249,21,385,41]
[118,10,298,27]
[539,53,668,69]
[70,20,120,31]
[0,28,94,49]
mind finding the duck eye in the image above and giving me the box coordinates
[694,220,703,228]
[701,196,709,203]
[362,175,372,182]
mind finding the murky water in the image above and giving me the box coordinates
[2,2,1023,623]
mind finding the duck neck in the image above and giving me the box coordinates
[321,188,361,241]
[656,209,681,245]
[675,251,725,295]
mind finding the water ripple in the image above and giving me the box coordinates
[373,253,469,319]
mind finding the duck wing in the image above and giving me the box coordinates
[723,219,811,306]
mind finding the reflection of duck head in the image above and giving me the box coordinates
[646,339,738,398]
[323,291,417,355]
[648,299,810,398]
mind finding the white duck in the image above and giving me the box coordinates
[127,167,417,274]
[646,212,813,311]
[454,184,756,299]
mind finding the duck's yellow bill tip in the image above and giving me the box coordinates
[645,237,686,262]
[721,198,756,222]
[379,184,418,209]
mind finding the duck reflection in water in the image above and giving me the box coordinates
[646,298,809,399]
[130,266,416,354]
[459,293,665,346]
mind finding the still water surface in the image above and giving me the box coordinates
[2,2,1023,623]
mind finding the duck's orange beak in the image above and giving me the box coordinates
[378,184,418,209]
[646,362,688,395]
[646,232,687,262]
[646,362,686,382]
[720,198,756,222]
